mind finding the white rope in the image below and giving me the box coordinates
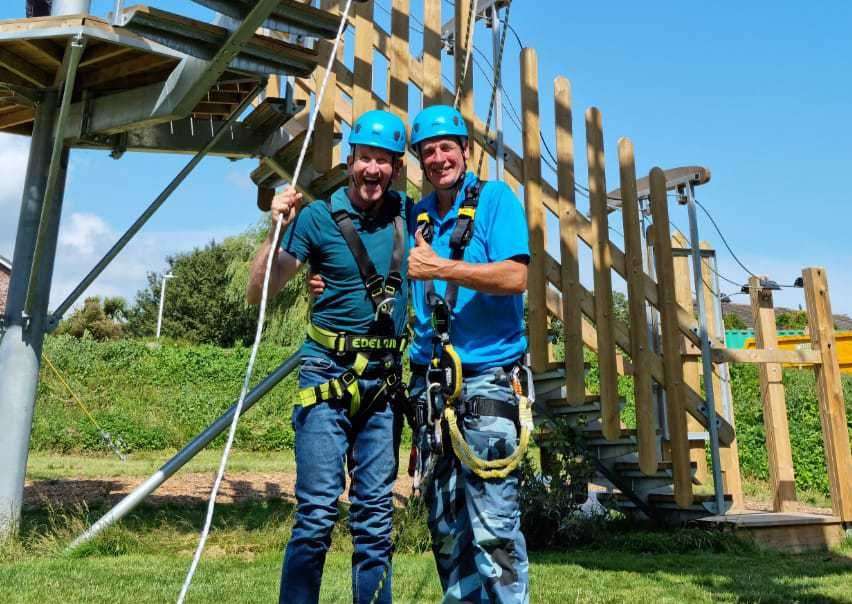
[176,2,355,601]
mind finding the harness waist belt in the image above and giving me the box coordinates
[455,397,519,423]
[308,323,408,354]
[410,360,519,378]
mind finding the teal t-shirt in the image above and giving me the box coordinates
[407,171,529,370]
[282,187,409,358]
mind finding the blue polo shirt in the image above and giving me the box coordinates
[408,171,529,370]
[282,187,409,358]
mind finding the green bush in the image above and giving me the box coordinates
[33,335,301,454]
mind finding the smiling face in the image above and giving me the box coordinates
[418,136,469,190]
[347,144,401,208]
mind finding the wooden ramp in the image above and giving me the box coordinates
[696,511,847,553]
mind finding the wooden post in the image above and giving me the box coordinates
[672,231,709,484]
[586,107,619,440]
[554,77,584,405]
[648,168,693,507]
[618,137,657,474]
[701,242,744,509]
[389,0,410,190]
[749,275,797,511]
[422,0,442,106]
[520,48,548,374]
[353,0,375,116]
[802,268,852,522]
[313,0,339,173]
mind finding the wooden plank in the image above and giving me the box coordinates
[711,348,822,365]
[79,42,133,68]
[312,0,339,173]
[802,267,852,522]
[16,38,63,67]
[618,137,657,474]
[544,252,736,445]
[422,0,442,105]
[520,48,548,374]
[388,0,410,190]
[352,0,375,116]
[672,231,709,483]
[701,241,744,509]
[77,52,174,89]
[0,106,34,129]
[0,45,51,87]
[586,107,619,441]
[750,275,797,511]
[648,167,693,508]
[554,77,585,406]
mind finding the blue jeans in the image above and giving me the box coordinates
[280,355,402,604]
[410,367,530,604]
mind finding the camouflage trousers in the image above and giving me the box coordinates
[410,367,530,604]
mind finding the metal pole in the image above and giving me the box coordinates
[490,4,504,179]
[0,92,62,537]
[710,252,734,421]
[51,0,91,15]
[48,83,264,328]
[25,35,86,315]
[684,183,726,514]
[155,273,173,340]
[67,351,302,551]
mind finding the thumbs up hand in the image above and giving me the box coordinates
[408,228,445,280]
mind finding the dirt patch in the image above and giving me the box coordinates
[24,472,415,510]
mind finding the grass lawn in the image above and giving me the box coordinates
[7,451,851,603]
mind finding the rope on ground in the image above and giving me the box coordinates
[176,2,356,601]
[42,353,126,461]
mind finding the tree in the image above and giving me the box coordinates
[723,312,747,330]
[56,296,127,340]
[776,310,808,330]
[126,224,309,347]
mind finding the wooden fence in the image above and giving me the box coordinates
[288,0,851,520]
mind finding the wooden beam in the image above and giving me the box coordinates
[0,46,51,88]
[701,241,744,509]
[352,0,375,116]
[18,38,63,67]
[711,348,822,365]
[673,231,709,483]
[750,276,797,511]
[802,267,852,522]
[520,48,548,373]
[422,0,443,106]
[79,43,133,69]
[312,0,340,173]
[649,167,693,508]
[77,53,174,89]
[389,0,410,189]
[554,77,585,405]
[586,107,619,441]
[0,106,34,129]
[618,137,657,475]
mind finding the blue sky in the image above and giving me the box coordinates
[1,0,850,316]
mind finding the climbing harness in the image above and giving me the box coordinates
[295,192,409,415]
[177,2,358,602]
[412,179,532,480]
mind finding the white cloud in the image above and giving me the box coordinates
[58,212,114,256]
[0,133,30,257]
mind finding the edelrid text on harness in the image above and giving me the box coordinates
[414,180,533,480]
[297,192,409,415]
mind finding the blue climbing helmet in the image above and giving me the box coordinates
[410,105,469,153]
[348,109,407,155]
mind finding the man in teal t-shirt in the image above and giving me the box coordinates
[246,110,409,604]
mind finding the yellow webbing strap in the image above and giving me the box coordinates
[297,353,370,414]
[307,323,407,354]
[443,395,533,479]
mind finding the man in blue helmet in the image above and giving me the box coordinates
[247,109,410,604]
[407,104,530,603]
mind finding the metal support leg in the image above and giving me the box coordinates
[67,351,302,551]
[0,92,65,537]
[685,183,726,514]
[490,4,504,180]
